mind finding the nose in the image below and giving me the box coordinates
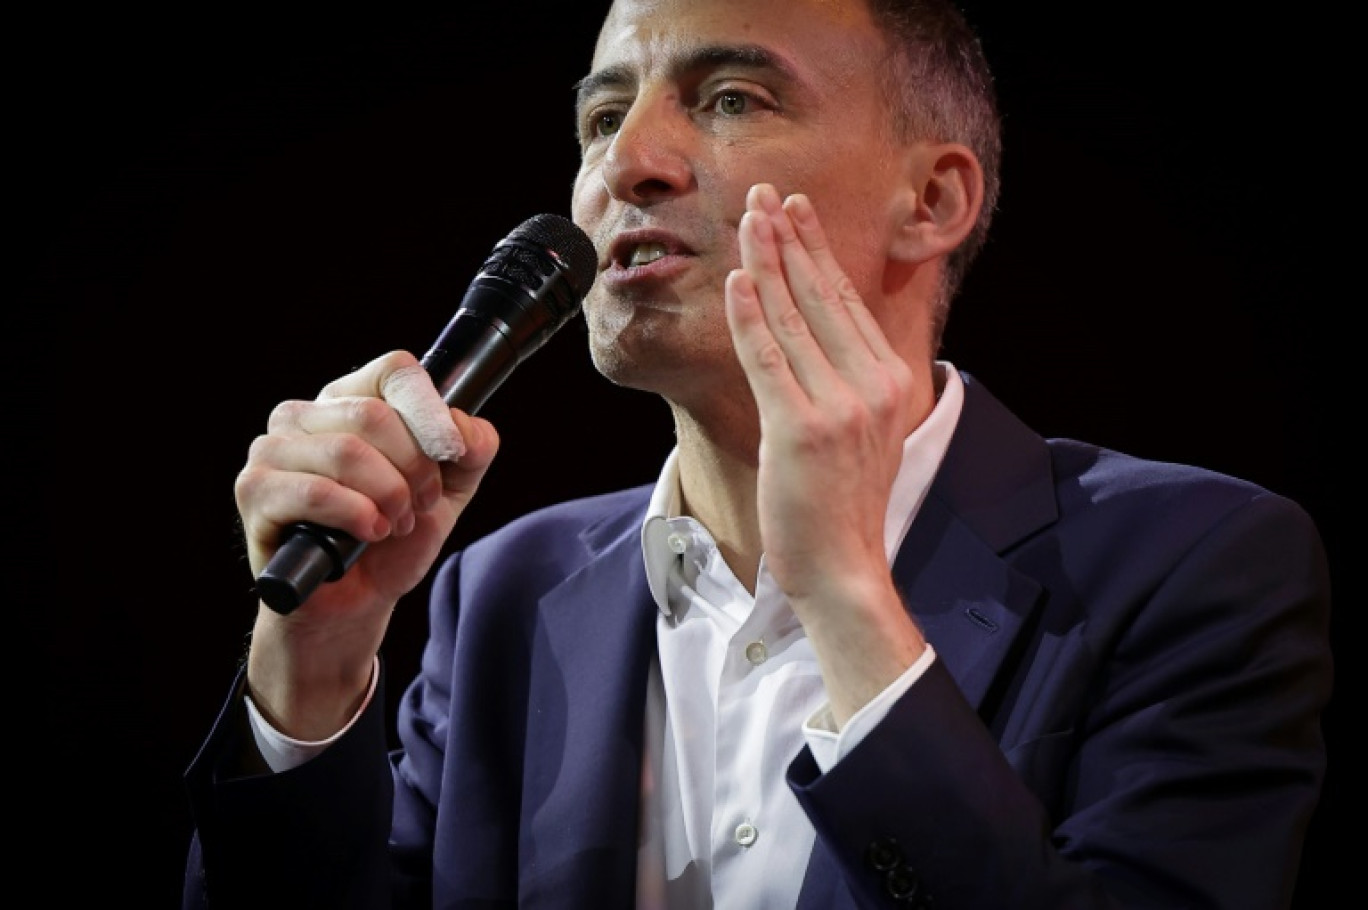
[600,93,695,205]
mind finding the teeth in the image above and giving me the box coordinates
[629,243,668,266]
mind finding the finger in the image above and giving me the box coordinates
[258,351,457,538]
[436,412,500,498]
[267,394,445,506]
[774,192,916,430]
[737,190,848,401]
[725,266,805,413]
[733,202,837,402]
[236,452,400,549]
[782,193,900,364]
[241,423,430,541]
[315,350,423,402]
[381,365,465,462]
[317,350,463,465]
[751,186,881,373]
[267,351,430,451]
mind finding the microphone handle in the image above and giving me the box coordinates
[255,315,524,616]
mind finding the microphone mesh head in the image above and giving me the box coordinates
[509,213,598,297]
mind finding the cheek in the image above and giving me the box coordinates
[723,139,819,192]
[788,163,897,292]
[712,146,788,217]
[571,168,602,228]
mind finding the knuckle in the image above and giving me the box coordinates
[776,307,809,338]
[315,375,346,400]
[756,340,788,371]
[378,349,420,372]
[889,363,916,403]
[794,407,843,450]
[859,363,913,421]
[342,395,398,435]
[244,433,276,464]
[294,472,339,511]
[869,375,901,415]
[321,431,372,473]
[811,276,842,312]
[266,399,308,431]
[833,272,859,302]
[233,461,267,507]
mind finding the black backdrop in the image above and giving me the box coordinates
[16,4,1346,906]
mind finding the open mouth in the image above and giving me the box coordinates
[606,230,693,271]
[625,242,669,267]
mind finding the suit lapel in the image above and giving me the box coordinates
[892,494,1043,710]
[900,371,1057,710]
[518,508,657,908]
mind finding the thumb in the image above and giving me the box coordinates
[438,411,500,498]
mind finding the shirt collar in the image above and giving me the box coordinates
[640,362,964,617]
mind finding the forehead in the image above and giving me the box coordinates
[589,0,884,89]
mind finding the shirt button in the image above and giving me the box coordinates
[734,822,759,847]
[666,532,687,554]
[744,640,768,665]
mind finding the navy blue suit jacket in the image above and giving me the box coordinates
[184,371,1332,909]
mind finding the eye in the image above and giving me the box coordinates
[715,91,750,116]
[578,101,627,146]
[591,110,623,139]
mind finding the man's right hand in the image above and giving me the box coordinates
[233,349,500,741]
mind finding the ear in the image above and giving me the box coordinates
[888,142,984,264]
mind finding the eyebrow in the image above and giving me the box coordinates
[573,43,800,115]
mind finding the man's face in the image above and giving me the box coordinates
[571,0,908,410]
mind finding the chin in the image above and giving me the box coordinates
[584,305,663,388]
[587,337,669,393]
[586,343,634,389]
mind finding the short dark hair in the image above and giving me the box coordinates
[865,0,1002,348]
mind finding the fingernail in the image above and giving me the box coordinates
[760,184,783,213]
[727,269,756,301]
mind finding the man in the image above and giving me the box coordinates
[183,0,1333,907]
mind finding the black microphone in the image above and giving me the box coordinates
[256,213,598,615]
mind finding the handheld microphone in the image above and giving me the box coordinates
[256,213,598,615]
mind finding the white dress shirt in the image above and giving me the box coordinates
[634,364,961,908]
[248,364,966,910]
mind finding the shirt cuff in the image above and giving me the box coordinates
[802,644,937,774]
[243,656,381,773]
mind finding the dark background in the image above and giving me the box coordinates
[16,3,1346,906]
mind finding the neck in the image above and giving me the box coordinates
[668,401,765,594]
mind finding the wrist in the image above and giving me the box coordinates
[245,614,378,741]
